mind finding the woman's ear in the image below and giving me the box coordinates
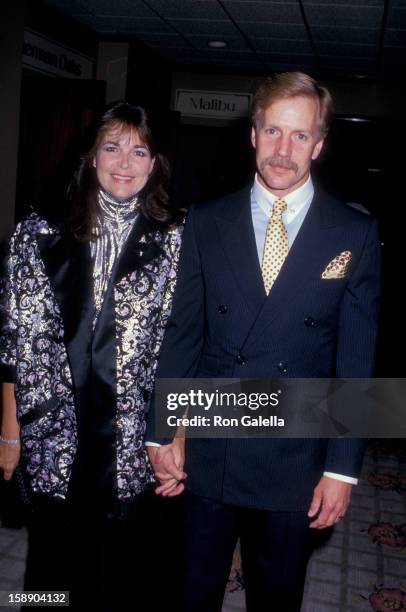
[92,158,96,168]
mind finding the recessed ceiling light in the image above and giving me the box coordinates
[208,40,227,48]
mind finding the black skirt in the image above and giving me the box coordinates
[23,489,184,612]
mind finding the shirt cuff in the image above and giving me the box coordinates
[145,442,161,447]
[323,471,358,485]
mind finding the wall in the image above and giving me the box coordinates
[97,42,129,103]
[0,3,24,243]
[25,0,97,59]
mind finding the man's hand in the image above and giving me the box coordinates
[0,442,20,481]
[308,476,353,529]
[148,438,186,497]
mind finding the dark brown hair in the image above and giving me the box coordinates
[251,72,334,137]
[68,102,180,240]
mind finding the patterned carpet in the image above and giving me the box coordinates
[223,440,406,611]
[0,441,405,611]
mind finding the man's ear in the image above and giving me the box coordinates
[92,158,96,168]
[312,138,324,161]
[251,126,257,149]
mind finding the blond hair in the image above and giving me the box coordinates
[251,72,333,137]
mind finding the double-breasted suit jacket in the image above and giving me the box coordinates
[147,185,381,511]
[0,212,182,507]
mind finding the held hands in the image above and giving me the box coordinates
[308,476,353,529]
[148,437,186,498]
[0,439,20,481]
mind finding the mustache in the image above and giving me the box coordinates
[260,157,299,173]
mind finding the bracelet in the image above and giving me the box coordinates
[0,435,20,446]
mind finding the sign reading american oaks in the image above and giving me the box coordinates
[23,30,93,79]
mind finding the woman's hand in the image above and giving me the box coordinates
[0,439,20,480]
[148,437,186,497]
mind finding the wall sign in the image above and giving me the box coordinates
[175,89,251,119]
[23,30,93,79]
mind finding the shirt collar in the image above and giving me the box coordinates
[252,173,314,222]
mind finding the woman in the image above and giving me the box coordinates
[0,102,184,609]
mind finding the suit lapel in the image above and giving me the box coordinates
[215,187,266,316]
[82,211,165,505]
[37,231,94,407]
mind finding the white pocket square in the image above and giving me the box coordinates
[321,251,352,279]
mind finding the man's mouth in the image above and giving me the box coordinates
[271,165,291,173]
[261,157,299,174]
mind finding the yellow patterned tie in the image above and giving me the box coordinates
[261,199,288,294]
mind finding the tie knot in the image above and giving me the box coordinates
[271,199,287,219]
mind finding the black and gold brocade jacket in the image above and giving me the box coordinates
[0,212,183,505]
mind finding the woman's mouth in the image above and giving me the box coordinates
[111,174,134,183]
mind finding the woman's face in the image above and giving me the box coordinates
[94,125,155,200]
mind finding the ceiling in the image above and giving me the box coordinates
[43,0,405,77]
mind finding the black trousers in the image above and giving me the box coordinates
[181,491,315,612]
[23,493,183,611]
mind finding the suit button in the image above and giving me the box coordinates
[218,305,228,314]
[278,362,288,374]
[236,354,246,365]
[304,317,316,327]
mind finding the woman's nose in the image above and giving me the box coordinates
[119,152,130,168]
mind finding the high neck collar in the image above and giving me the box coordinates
[98,189,139,226]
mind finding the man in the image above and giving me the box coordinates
[147,72,381,611]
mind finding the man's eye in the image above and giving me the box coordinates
[297,133,307,141]
[265,128,276,135]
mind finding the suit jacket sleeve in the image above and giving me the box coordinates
[146,206,205,443]
[324,217,381,477]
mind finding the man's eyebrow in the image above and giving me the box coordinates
[262,124,312,133]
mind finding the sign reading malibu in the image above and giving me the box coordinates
[175,89,251,120]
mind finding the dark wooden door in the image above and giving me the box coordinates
[16,76,106,222]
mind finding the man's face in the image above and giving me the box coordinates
[251,95,324,198]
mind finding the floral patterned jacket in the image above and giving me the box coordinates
[0,212,182,502]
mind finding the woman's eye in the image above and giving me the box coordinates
[134,150,147,157]
[105,146,117,152]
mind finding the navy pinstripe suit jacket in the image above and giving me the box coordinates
[147,185,381,510]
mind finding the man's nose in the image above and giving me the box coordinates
[276,134,291,158]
